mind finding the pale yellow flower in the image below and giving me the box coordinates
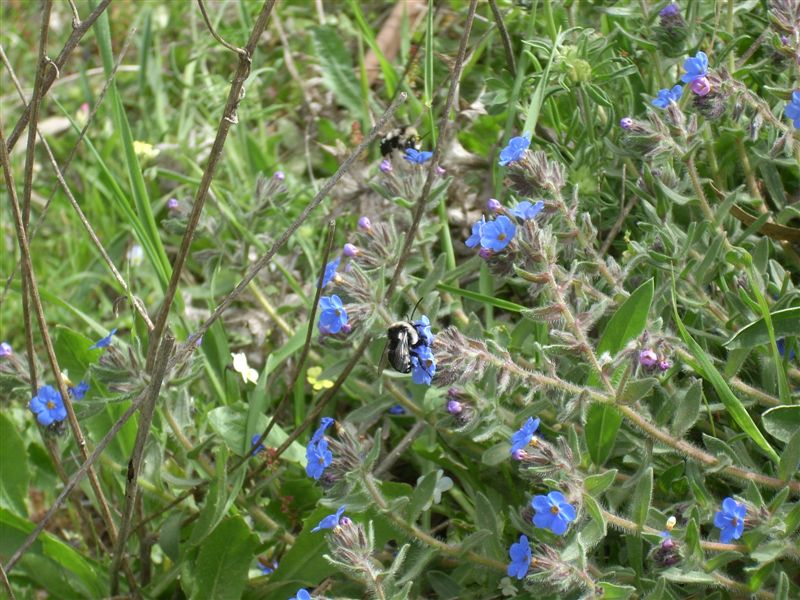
[231,352,258,384]
[133,140,159,162]
[306,366,334,391]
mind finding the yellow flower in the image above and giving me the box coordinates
[133,140,159,162]
[231,352,258,384]
[306,366,334,391]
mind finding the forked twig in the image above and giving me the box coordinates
[196,0,246,56]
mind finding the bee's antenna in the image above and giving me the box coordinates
[409,297,424,320]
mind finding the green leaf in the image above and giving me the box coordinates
[311,26,363,117]
[189,517,258,600]
[585,404,623,466]
[630,466,653,529]
[762,406,800,443]
[187,446,245,547]
[597,582,636,599]
[427,570,462,599]
[584,469,618,495]
[435,282,525,313]
[406,471,438,524]
[54,327,98,381]
[582,493,607,537]
[671,379,701,437]
[778,428,800,482]
[481,442,511,466]
[618,377,657,404]
[672,287,780,463]
[207,405,305,465]
[0,413,29,516]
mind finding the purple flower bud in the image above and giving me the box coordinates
[661,538,676,550]
[658,358,672,372]
[341,323,352,334]
[339,516,352,527]
[358,216,372,231]
[379,159,393,173]
[780,35,789,45]
[487,198,502,213]
[659,3,680,17]
[195,335,203,347]
[343,243,359,258]
[447,399,463,415]
[167,198,179,210]
[689,76,712,96]
[273,171,285,181]
[478,248,492,260]
[619,117,634,130]
[447,387,461,399]
[435,165,446,176]
[0,342,11,357]
[639,349,658,368]
[511,449,526,461]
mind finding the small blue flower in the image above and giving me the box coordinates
[321,257,341,288]
[410,344,436,385]
[776,338,796,360]
[289,589,311,600]
[251,434,266,456]
[507,534,532,580]
[414,315,434,346]
[510,417,541,454]
[258,560,277,575]
[510,200,544,221]
[305,438,333,480]
[480,215,516,252]
[652,85,683,109]
[311,417,335,443]
[680,51,709,83]
[29,385,68,426]
[403,148,433,164]
[465,219,485,248]
[784,90,800,128]
[498,136,530,166]
[68,381,89,401]
[659,3,680,17]
[318,295,348,334]
[0,342,11,357]
[312,505,346,532]
[713,497,746,543]
[532,491,577,535]
[388,404,406,415]
[89,328,118,350]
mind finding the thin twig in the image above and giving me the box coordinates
[110,336,174,594]
[196,0,246,56]
[488,0,516,77]
[0,119,136,588]
[167,92,408,370]
[600,164,636,255]
[0,38,153,330]
[147,0,278,373]
[384,0,479,301]
[6,0,112,152]
[374,421,427,477]
[0,562,16,600]
[3,396,143,573]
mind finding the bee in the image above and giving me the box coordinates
[386,321,422,373]
[379,126,422,157]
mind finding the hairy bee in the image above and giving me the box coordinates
[379,126,421,157]
[386,321,422,373]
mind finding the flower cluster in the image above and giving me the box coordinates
[651,51,711,112]
[409,315,437,385]
[306,418,334,480]
[638,348,671,372]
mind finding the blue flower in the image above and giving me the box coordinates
[465,218,485,248]
[480,215,516,252]
[507,534,531,580]
[680,51,709,83]
[68,381,89,401]
[312,505,346,532]
[305,438,333,480]
[713,497,746,543]
[258,560,277,575]
[403,148,433,164]
[251,434,266,456]
[659,3,680,17]
[652,85,683,109]
[498,136,530,166]
[311,417,334,443]
[89,328,118,350]
[784,90,800,128]
[29,385,68,426]
[318,295,348,334]
[510,200,544,221]
[0,342,11,357]
[321,257,341,288]
[410,344,436,385]
[388,404,406,415]
[413,315,434,346]
[510,417,541,453]
[289,589,311,600]
[531,491,577,535]
[776,338,796,360]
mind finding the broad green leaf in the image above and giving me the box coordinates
[671,379,701,437]
[762,406,800,443]
[618,377,657,404]
[190,517,258,600]
[587,279,654,465]
[406,471,438,524]
[311,26,363,117]
[427,570,462,599]
[0,413,29,516]
[436,282,525,313]
[778,428,800,482]
[584,469,618,495]
[630,466,653,528]
[597,582,636,599]
[672,289,780,463]
[207,405,305,465]
[481,442,511,466]
[54,327,98,381]
[187,446,245,547]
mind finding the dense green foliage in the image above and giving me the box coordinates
[1,1,799,599]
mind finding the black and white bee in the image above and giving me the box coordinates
[379,126,422,157]
[386,320,424,373]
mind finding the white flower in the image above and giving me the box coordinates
[126,244,144,267]
[231,352,258,384]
